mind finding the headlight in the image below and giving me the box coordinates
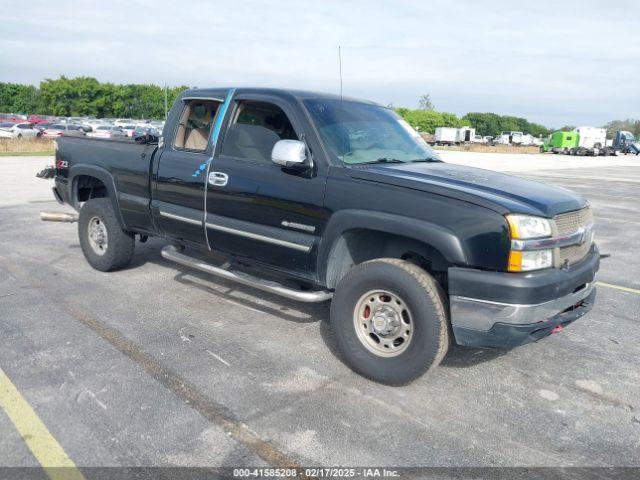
[506,214,552,239]
[508,249,553,272]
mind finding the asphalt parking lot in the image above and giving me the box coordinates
[0,153,639,472]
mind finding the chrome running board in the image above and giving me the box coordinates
[161,245,333,303]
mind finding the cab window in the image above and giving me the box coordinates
[173,100,220,151]
[220,101,298,164]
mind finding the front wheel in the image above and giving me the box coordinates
[330,259,449,385]
[78,198,134,271]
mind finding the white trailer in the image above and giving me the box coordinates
[521,134,543,146]
[434,127,458,145]
[494,131,524,145]
[456,126,476,143]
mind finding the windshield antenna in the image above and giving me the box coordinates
[338,45,343,100]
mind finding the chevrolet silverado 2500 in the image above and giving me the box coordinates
[39,88,599,384]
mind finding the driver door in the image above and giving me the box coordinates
[205,94,328,277]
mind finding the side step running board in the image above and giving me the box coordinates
[161,245,333,303]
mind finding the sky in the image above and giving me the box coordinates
[1,0,639,127]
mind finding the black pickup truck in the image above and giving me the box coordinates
[40,87,599,384]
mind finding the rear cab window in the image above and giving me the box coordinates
[173,99,221,152]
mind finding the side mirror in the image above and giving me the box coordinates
[271,140,308,169]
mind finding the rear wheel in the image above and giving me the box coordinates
[78,198,134,271]
[330,259,449,385]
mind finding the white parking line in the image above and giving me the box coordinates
[205,349,231,367]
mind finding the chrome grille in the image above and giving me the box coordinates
[559,242,592,265]
[554,207,593,236]
[554,207,593,266]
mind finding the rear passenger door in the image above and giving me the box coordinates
[205,94,328,278]
[153,97,223,246]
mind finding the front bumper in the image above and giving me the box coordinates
[448,247,599,348]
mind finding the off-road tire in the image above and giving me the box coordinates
[330,258,450,385]
[78,198,134,272]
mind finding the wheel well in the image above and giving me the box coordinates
[74,175,109,203]
[325,229,451,290]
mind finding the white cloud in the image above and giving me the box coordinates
[1,0,638,126]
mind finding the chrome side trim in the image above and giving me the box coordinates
[281,220,316,233]
[159,211,202,226]
[511,223,594,251]
[450,282,595,331]
[161,246,332,302]
[205,222,311,252]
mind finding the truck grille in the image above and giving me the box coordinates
[554,207,593,235]
[554,207,593,266]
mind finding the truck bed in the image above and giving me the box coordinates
[55,136,158,232]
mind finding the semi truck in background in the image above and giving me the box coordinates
[541,131,578,154]
[542,127,620,156]
[574,127,607,155]
[613,131,640,155]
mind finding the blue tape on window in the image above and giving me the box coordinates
[210,88,236,152]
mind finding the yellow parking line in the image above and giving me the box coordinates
[0,367,85,480]
[597,281,640,295]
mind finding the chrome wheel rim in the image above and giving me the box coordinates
[353,289,413,357]
[87,216,108,255]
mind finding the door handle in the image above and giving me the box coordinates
[208,172,229,186]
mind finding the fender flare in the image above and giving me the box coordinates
[68,165,127,229]
[317,209,467,286]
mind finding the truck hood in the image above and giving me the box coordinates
[348,162,587,217]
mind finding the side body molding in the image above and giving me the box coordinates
[68,165,126,228]
[317,209,467,286]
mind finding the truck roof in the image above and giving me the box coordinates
[179,87,381,106]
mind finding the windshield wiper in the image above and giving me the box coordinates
[408,157,441,163]
[360,157,406,164]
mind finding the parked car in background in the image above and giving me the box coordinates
[149,121,164,133]
[82,119,106,132]
[131,126,159,141]
[0,122,40,139]
[87,125,126,139]
[43,124,88,138]
[114,119,135,127]
[34,122,54,132]
[121,125,138,137]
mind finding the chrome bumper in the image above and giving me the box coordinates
[450,281,596,332]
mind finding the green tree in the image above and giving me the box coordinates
[396,108,461,134]
[418,94,434,111]
[603,119,640,137]
[1,76,188,119]
[0,83,41,114]
[461,112,550,137]
[460,112,503,137]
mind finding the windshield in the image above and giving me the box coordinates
[304,99,440,164]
